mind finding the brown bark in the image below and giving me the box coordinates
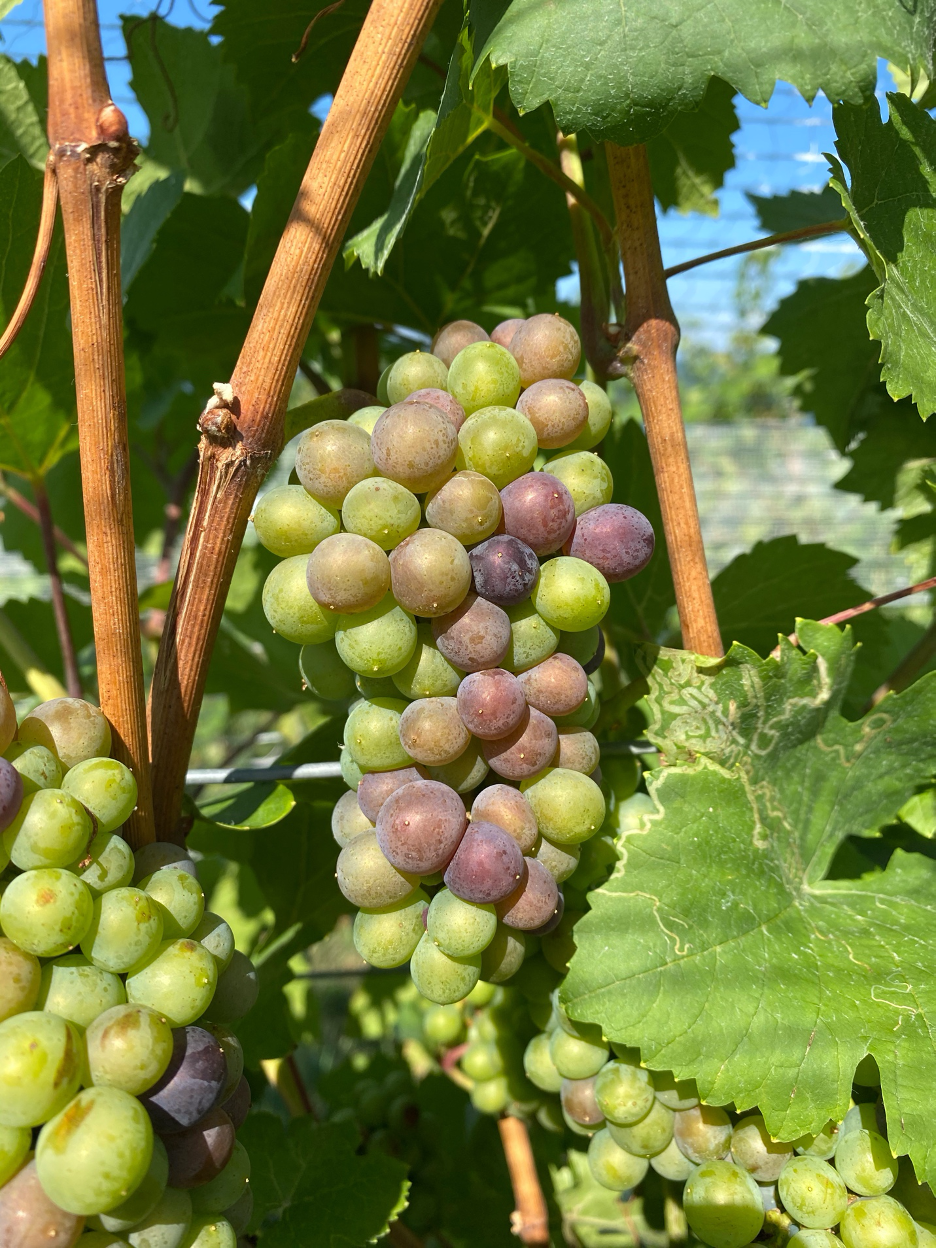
[606,143,723,658]
[45,0,155,847]
[148,0,444,841]
[497,1115,549,1246]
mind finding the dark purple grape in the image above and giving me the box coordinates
[500,473,576,555]
[443,822,525,904]
[163,1107,235,1189]
[0,758,23,833]
[517,653,587,716]
[498,859,560,930]
[530,889,565,936]
[468,536,539,607]
[139,1026,227,1134]
[432,593,511,672]
[221,1075,251,1130]
[481,708,558,781]
[563,504,655,582]
[583,628,605,675]
[376,780,467,875]
[456,669,527,740]
[561,1076,603,1125]
[357,766,427,823]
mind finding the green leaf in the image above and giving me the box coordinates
[471,0,936,147]
[749,185,845,233]
[196,783,296,830]
[830,93,936,418]
[0,55,47,171]
[564,622,936,1180]
[239,1113,409,1246]
[121,168,185,292]
[836,399,936,507]
[646,78,739,217]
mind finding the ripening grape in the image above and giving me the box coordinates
[835,1127,899,1196]
[18,697,111,768]
[456,668,527,740]
[468,535,539,607]
[341,478,421,549]
[85,1002,175,1095]
[0,1159,85,1248]
[560,1075,604,1126]
[202,951,258,1024]
[126,939,218,1028]
[554,726,600,774]
[389,528,472,617]
[262,555,337,645]
[553,677,599,728]
[356,766,427,823]
[593,1059,654,1126]
[138,1026,229,1133]
[410,933,481,1004]
[684,1160,765,1248]
[251,484,339,557]
[336,830,419,908]
[222,1078,251,1132]
[500,472,576,556]
[334,593,417,678]
[564,502,655,583]
[470,784,538,852]
[293,419,375,505]
[0,758,23,828]
[432,593,511,672]
[0,1122,29,1187]
[532,556,610,632]
[163,1107,234,1189]
[299,640,358,701]
[4,788,93,871]
[1,867,94,957]
[0,1011,83,1127]
[567,380,613,450]
[424,469,502,544]
[391,623,463,699]
[503,600,560,673]
[674,1104,733,1164]
[532,834,580,882]
[344,697,412,771]
[371,401,458,493]
[386,350,448,403]
[331,789,374,846]
[202,1022,243,1103]
[490,317,524,348]
[778,1156,849,1228]
[456,406,537,488]
[443,822,525,904]
[509,313,581,386]
[517,652,587,716]
[517,378,589,448]
[353,891,429,967]
[375,779,467,876]
[36,954,125,1028]
[398,698,470,766]
[521,767,605,843]
[497,858,559,930]
[427,740,490,792]
[433,320,489,367]
[426,887,497,957]
[543,451,614,516]
[650,1137,698,1181]
[482,708,558,780]
[306,533,391,614]
[407,387,466,431]
[731,1114,792,1182]
[587,1127,650,1191]
[0,936,41,1022]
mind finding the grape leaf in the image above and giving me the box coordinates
[120,168,185,293]
[646,78,739,218]
[748,186,845,233]
[564,621,936,1181]
[470,0,936,147]
[0,55,47,171]
[836,400,936,508]
[830,93,936,419]
[195,782,296,830]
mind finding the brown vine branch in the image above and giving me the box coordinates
[0,474,88,566]
[606,142,723,658]
[663,218,849,280]
[784,575,936,651]
[148,0,445,842]
[497,1115,550,1247]
[291,0,349,63]
[45,0,155,848]
[0,161,58,363]
[34,481,82,698]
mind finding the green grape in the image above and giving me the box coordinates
[427,888,497,958]
[18,698,111,769]
[251,484,339,557]
[674,1104,733,1164]
[479,924,526,983]
[789,1234,846,1248]
[462,1043,503,1081]
[190,913,235,972]
[426,741,489,793]
[503,600,560,673]
[410,932,480,1004]
[521,768,606,844]
[608,1098,675,1157]
[262,555,337,645]
[423,1003,464,1047]
[344,697,413,771]
[587,1127,650,1191]
[125,939,217,1027]
[190,1141,250,1215]
[651,1069,700,1111]
[38,954,126,1028]
[297,640,355,701]
[336,831,418,908]
[200,949,257,1025]
[649,1136,697,1181]
[334,593,417,678]
[917,1222,936,1248]
[294,419,375,506]
[456,407,537,488]
[81,887,164,973]
[0,1121,30,1186]
[3,788,93,870]
[470,1074,509,1115]
[594,1059,655,1125]
[347,405,386,434]
[0,1010,83,1128]
[557,626,601,666]
[532,557,610,632]
[684,1160,765,1248]
[353,891,429,968]
[549,1028,608,1080]
[95,1137,168,1231]
[386,350,449,403]
[553,679,599,729]
[778,1156,849,1227]
[533,835,580,883]
[465,980,497,1007]
[85,1003,174,1096]
[5,741,62,793]
[340,746,364,789]
[842,1103,879,1135]
[447,341,521,415]
[178,1216,236,1248]
[68,830,135,895]
[142,870,205,940]
[0,935,41,1021]
[839,1195,918,1248]
[342,478,421,549]
[567,381,612,451]
[392,622,463,699]
[835,1128,899,1196]
[523,1032,563,1093]
[63,759,138,835]
[731,1114,792,1182]
[0,867,93,956]
[542,451,613,515]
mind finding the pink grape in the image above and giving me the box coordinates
[456,669,527,740]
[482,707,558,780]
[443,822,525,904]
[407,388,466,431]
[432,320,489,367]
[563,504,655,582]
[490,318,525,349]
[469,785,538,853]
[509,314,581,386]
[517,653,588,716]
[356,766,427,823]
[500,473,576,556]
[376,780,468,875]
[516,379,589,448]
[432,594,511,672]
[371,402,457,493]
[497,858,560,930]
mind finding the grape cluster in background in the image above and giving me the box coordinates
[0,691,258,1248]
[255,313,654,1005]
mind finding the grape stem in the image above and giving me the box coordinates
[663,218,850,279]
[782,574,936,652]
[0,161,58,363]
[497,1115,550,1246]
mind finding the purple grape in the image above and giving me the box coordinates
[357,766,427,823]
[376,779,467,875]
[163,1107,235,1188]
[221,1075,251,1130]
[468,536,539,607]
[443,822,525,904]
[0,758,23,833]
[498,859,560,930]
[517,653,587,716]
[530,889,565,936]
[432,593,511,672]
[456,669,527,740]
[563,504,655,582]
[139,1026,227,1134]
[481,708,558,781]
[500,473,576,555]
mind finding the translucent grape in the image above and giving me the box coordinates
[81,887,164,973]
[371,401,458,493]
[456,407,537,488]
[4,788,93,870]
[509,314,581,386]
[406,388,466,431]
[68,831,134,896]
[336,830,419,907]
[190,1141,250,1216]
[341,478,421,549]
[0,1159,85,1248]
[138,1026,227,1133]
[432,593,511,672]
[162,1108,234,1189]
[409,933,480,1004]
[532,556,610,633]
[0,757,23,826]
[353,891,429,967]
[200,951,258,1024]
[673,1104,733,1163]
[85,1003,174,1096]
[446,342,520,415]
[835,1128,899,1195]
[293,419,375,505]
[299,640,357,701]
[650,1137,698,1181]
[503,600,560,673]
[490,318,524,349]
[389,528,472,617]
[554,727,600,774]
[533,834,580,882]
[18,698,111,769]
[132,844,196,885]
[517,653,587,716]
[344,697,412,771]
[560,1075,604,1126]
[432,320,489,367]
[386,350,448,403]
[143,869,205,940]
[376,779,467,875]
[424,471,502,546]
[0,1121,29,1186]
[483,708,558,781]
[306,532,391,614]
[651,1069,700,1111]
[456,669,527,740]
[517,378,589,448]
[423,1003,465,1047]
[426,742,489,793]
[587,1128,649,1192]
[684,1160,765,1248]
[523,1033,563,1092]
[0,1011,83,1127]
[479,924,526,982]
[334,593,417,678]
[6,742,61,796]
[347,404,385,434]
[126,939,218,1028]
[594,1059,654,1126]
[398,698,469,766]
[498,859,559,930]
[94,1136,168,1230]
[1,868,93,957]
[427,887,496,957]
[37,954,125,1028]
[444,822,525,904]
[331,790,374,847]
[470,784,537,852]
[251,485,339,557]
[392,623,463,699]
[550,1029,609,1080]
[567,380,613,451]
[731,1114,792,1182]
[356,766,427,823]
[543,451,613,516]
[778,1156,849,1227]
[461,1042,503,1080]
[262,555,337,645]
[468,535,539,607]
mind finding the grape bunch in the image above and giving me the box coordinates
[0,692,258,1248]
[254,313,654,1005]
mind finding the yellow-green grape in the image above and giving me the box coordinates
[340,746,364,789]
[778,1156,849,1228]
[423,1003,464,1047]
[479,924,526,982]
[0,936,41,1021]
[81,887,164,973]
[462,1043,504,1081]
[352,891,429,967]
[336,831,419,908]
[0,1122,29,1186]
[839,1195,917,1248]
[306,533,391,614]
[348,405,386,434]
[456,407,537,488]
[386,350,449,403]
[390,528,472,618]
[18,698,111,769]
[427,887,497,957]
[4,788,94,870]
[542,451,613,515]
[588,1127,650,1191]
[1,868,94,957]
[399,698,470,766]
[916,1222,936,1248]
[251,484,339,557]
[471,1075,509,1115]
[344,697,412,771]
[674,1104,733,1163]
[533,834,580,882]
[330,790,373,849]
[684,1160,765,1248]
[94,1136,168,1231]
[0,1010,83,1127]
[424,470,502,545]
[68,831,135,896]
[594,1059,654,1125]
[37,954,125,1028]
[342,478,421,549]
[521,768,605,844]
[299,640,357,701]
[85,1002,174,1095]
[143,869,205,940]
[523,1033,563,1093]
[126,939,218,1027]
[392,622,463,698]
[789,1232,846,1247]
[179,1216,237,1248]
[567,381,613,451]
[426,740,489,793]
[652,1068,700,1110]
[834,1128,899,1196]
[503,600,560,673]
[650,1137,698,1181]
[731,1114,793,1182]
[63,758,137,834]
[294,419,375,506]
[410,932,480,1004]
[190,1141,250,1216]
[608,1098,675,1157]
[335,593,417,678]
[5,741,62,793]
[447,341,521,415]
[532,556,610,632]
[549,1028,608,1080]
[262,555,337,645]
[842,1103,879,1135]
[795,1121,841,1160]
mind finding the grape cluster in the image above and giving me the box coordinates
[0,694,258,1248]
[255,314,654,1005]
